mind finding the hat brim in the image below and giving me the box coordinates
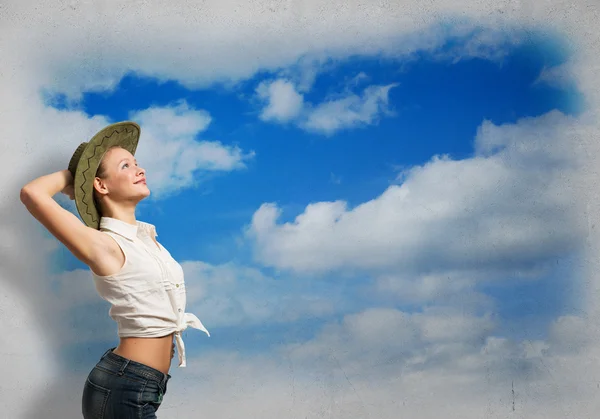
[73,121,141,229]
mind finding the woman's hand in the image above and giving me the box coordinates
[61,183,75,200]
[60,170,75,200]
[171,342,175,359]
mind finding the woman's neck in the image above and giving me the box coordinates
[101,204,137,226]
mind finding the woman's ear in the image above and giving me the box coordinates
[93,177,109,196]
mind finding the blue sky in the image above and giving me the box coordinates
[45,29,586,370]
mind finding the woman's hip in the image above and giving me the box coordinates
[82,348,171,419]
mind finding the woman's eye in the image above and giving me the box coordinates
[122,163,129,169]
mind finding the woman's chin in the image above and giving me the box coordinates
[134,188,151,201]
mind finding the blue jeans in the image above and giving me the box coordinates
[82,348,171,418]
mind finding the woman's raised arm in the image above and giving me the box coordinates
[20,169,115,269]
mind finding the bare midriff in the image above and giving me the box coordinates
[112,333,175,374]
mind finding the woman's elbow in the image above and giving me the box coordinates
[19,185,37,207]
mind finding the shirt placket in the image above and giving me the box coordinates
[140,232,185,321]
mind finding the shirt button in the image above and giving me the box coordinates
[176,284,179,288]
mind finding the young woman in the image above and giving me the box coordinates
[20,121,209,419]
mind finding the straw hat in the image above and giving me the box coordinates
[68,121,141,229]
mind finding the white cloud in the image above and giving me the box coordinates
[256,79,305,122]
[533,62,575,89]
[375,272,479,305]
[302,83,399,135]
[182,261,337,328]
[284,307,497,381]
[256,78,398,135]
[247,110,587,276]
[131,101,254,198]
[132,101,213,137]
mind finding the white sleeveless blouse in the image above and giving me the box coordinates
[91,217,210,367]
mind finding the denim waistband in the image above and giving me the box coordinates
[98,347,171,387]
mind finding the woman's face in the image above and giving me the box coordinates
[94,146,150,203]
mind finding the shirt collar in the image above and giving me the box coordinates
[99,217,157,241]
